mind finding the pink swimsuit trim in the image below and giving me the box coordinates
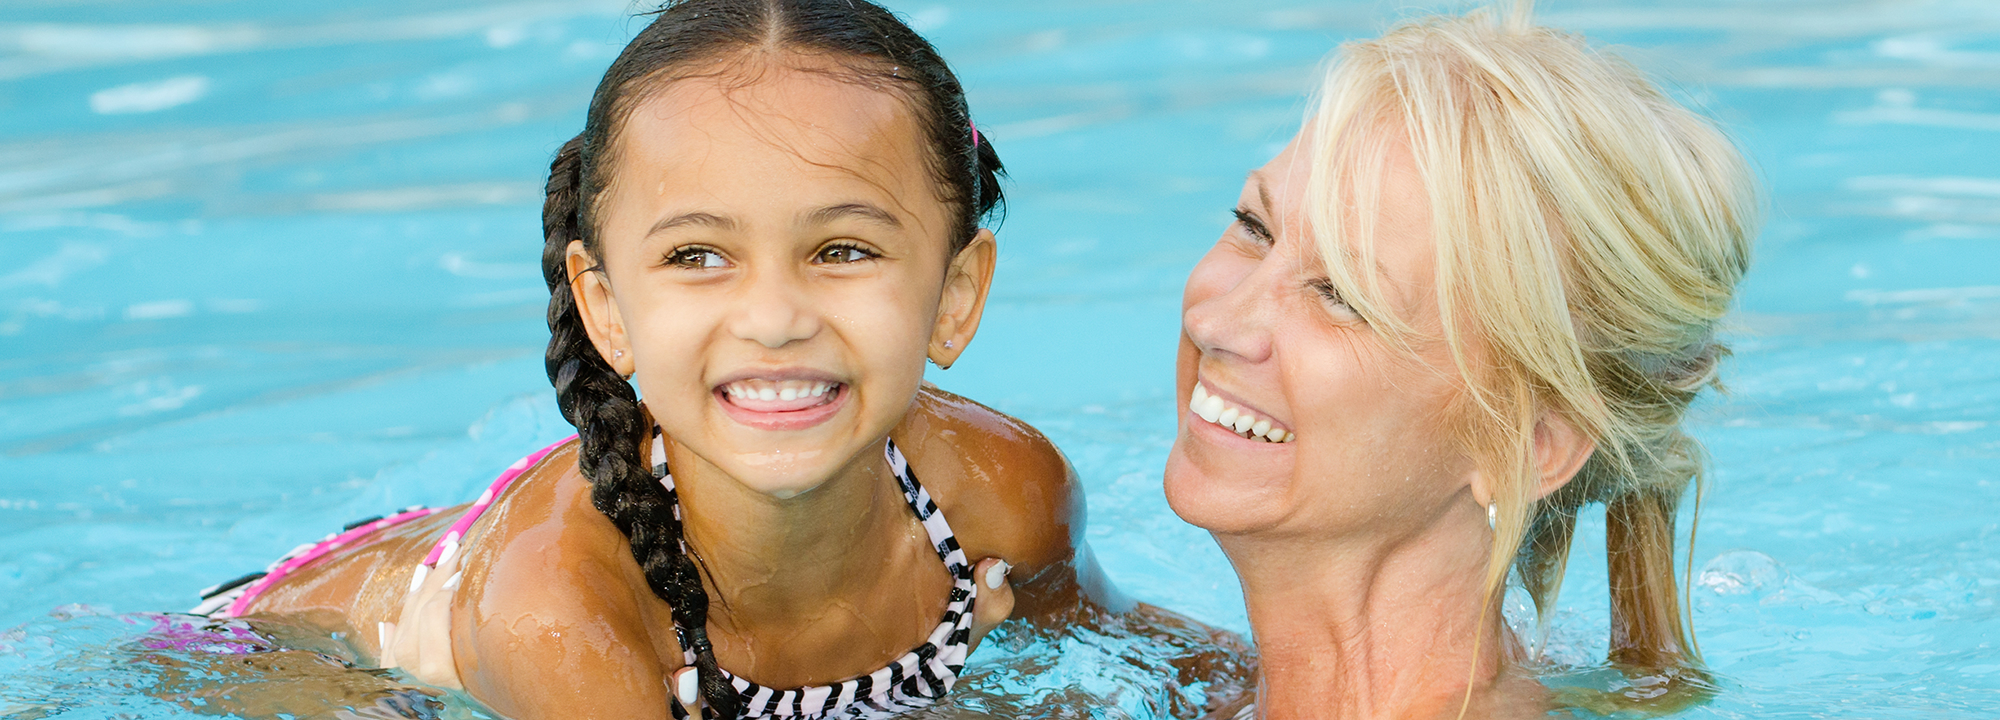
[212,435,576,618]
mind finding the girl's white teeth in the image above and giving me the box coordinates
[1190,383,1293,443]
[727,380,835,402]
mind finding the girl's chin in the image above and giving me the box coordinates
[716,448,836,494]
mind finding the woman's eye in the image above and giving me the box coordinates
[814,244,877,264]
[1308,278,1361,318]
[1233,208,1274,245]
[665,247,727,269]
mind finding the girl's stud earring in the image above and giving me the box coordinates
[1487,503,1498,532]
[943,341,954,350]
[614,350,625,359]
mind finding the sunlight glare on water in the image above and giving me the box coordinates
[2,0,1998,717]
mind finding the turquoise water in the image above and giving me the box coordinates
[2,0,1998,716]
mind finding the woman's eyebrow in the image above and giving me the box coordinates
[804,203,902,229]
[1253,172,1274,216]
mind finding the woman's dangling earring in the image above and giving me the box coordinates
[1487,503,1498,532]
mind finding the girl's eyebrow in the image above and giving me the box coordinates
[650,211,738,236]
[804,203,901,229]
[647,204,903,237]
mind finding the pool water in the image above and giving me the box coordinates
[2,0,1997,716]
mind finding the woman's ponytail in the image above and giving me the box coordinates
[1605,477,1692,669]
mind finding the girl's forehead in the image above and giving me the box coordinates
[622,62,925,174]
[602,62,947,230]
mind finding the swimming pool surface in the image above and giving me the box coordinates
[2,0,1997,716]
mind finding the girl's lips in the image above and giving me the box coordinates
[715,383,847,431]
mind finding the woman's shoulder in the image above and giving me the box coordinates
[894,384,1080,574]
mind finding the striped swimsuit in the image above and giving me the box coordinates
[194,433,976,719]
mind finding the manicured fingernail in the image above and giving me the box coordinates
[984,560,1012,590]
[675,667,698,706]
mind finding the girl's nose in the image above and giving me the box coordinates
[1183,251,1276,367]
[728,266,821,349]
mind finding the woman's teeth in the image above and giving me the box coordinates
[1191,383,1293,443]
[723,380,836,403]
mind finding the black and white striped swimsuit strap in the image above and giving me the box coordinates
[653,431,977,720]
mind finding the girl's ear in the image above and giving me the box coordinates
[928,229,997,369]
[566,241,636,377]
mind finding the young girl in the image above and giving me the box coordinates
[190,1,1119,717]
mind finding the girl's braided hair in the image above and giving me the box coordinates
[540,1,1005,717]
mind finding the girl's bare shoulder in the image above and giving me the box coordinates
[459,440,668,627]
[450,440,683,715]
[894,385,1080,574]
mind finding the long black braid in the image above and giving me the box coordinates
[540,1,1004,717]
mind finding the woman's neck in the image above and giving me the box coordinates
[663,436,932,633]
[1220,504,1513,720]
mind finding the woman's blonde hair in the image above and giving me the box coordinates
[1302,1,1757,675]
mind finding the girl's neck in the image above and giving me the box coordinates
[663,435,932,631]
[1220,506,1514,720]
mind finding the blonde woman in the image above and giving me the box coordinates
[1166,4,1756,718]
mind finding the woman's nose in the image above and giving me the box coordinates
[727,265,821,349]
[1182,248,1275,366]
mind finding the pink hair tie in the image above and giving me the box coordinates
[971,122,981,150]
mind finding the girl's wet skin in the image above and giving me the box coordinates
[239,56,1086,718]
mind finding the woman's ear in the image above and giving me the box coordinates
[1467,412,1596,508]
[1530,412,1596,500]
[565,241,635,377]
[928,229,997,370]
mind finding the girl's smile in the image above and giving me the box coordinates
[713,373,849,432]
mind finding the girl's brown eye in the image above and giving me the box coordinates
[815,243,877,264]
[666,247,727,269]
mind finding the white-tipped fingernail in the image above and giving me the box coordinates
[675,667,698,706]
[984,560,1012,590]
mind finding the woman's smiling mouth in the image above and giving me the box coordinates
[1190,382,1293,443]
[716,377,848,431]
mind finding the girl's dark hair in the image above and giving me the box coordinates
[540,1,1004,717]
